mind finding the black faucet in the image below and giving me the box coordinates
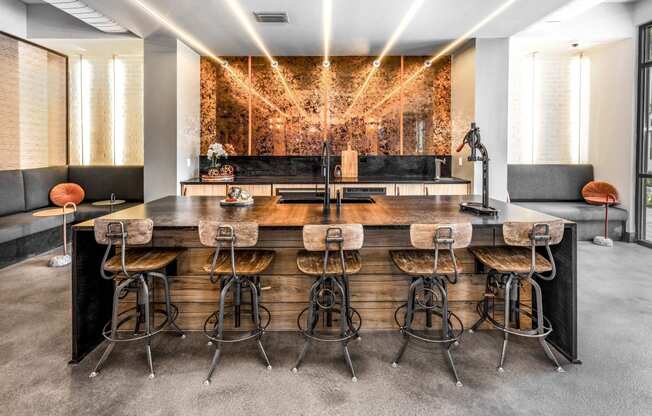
[321,140,331,212]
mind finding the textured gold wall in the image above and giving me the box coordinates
[200,56,451,156]
[0,34,67,170]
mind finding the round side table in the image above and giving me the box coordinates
[33,202,76,267]
[585,194,619,247]
[92,199,125,213]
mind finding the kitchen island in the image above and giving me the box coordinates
[71,195,578,365]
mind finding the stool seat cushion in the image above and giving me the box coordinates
[469,247,553,274]
[297,250,362,276]
[203,250,275,275]
[104,248,184,273]
[390,249,462,275]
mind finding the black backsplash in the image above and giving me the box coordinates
[200,155,453,178]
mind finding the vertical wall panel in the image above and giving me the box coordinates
[0,36,20,170]
[48,53,67,166]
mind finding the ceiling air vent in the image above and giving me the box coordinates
[253,12,289,24]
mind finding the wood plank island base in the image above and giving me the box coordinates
[71,195,578,365]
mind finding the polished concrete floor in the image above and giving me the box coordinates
[1,242,652,416]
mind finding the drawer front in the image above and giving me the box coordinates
[395,184,424,196]
[424,184,469,196]
[228,184,272,197]
[182,184,227,196]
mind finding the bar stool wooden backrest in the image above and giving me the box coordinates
[410,223,472,281]
[198,220,259,282]
[503,220,564,280]
[94,218,153,279]
[303,224,364,275]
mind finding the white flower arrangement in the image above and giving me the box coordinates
[206,142,231,167]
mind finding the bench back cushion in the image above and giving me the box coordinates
[508,164,594,202]
[0,170,26,216]
[22,166,69,210]
[68,166,143,201]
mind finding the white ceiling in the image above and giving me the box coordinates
[23,0,637,56]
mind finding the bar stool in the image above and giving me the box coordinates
[469,220,565,373]
[292,224,364,382]
[199,221,275,385]
[90,218,185,379]
[389,223,472,387]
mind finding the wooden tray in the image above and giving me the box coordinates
[202,174,235,182]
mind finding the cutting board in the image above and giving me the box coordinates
[341,143,358,178]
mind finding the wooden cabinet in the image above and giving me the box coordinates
[272,184,318,195]
[182,184,226,196]
[424,183,470,196]
[395,184,424,196]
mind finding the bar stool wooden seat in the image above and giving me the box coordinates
[90,218,185,379]
[198,221,275,385]
[292,224,364,382]
[468,220,565,373]
[389,223,472,387]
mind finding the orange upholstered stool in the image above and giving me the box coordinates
[50,183,85,206]
[581,181,619,246]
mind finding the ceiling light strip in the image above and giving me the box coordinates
[365,0,519,117]
[128,0,287,117]
[322,0,333,65]
[42,0,128,33]
[341,0,425,121]
[225,0,308,120]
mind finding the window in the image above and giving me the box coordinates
[636,22,652,243]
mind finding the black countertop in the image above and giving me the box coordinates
[181,175,470,185]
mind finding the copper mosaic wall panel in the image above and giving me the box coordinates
[200,56,451,156]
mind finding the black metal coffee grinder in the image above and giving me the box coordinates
[456,123,498,216]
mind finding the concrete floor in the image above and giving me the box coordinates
[1,243,652,416]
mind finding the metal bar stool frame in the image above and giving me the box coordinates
[200,223,273,385]
[89,220,185,380]
[390,223,472,387]
[292,225,363,382]
[469,221,565,374]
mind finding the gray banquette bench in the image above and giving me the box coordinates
[507,164,628,241]
[0,166,143,268]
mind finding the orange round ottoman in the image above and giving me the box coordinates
[50,183,85,207]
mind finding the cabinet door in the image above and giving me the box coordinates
[424,184,470,196]
[182,184,227,196]
[395,184,424,196]
[228,184,272,197]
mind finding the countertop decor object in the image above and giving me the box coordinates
[203,143,235,181]
[33,202,76,267]
[220,186,253,206]
[582,181,619,247]
[341,143,358,178]
[456,123,498,216]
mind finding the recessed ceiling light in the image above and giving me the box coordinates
[42,0,128,33]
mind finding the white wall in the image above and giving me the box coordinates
[144,34,178,202]
[176,40,200,191]
[475,38,510,202]
[451,42,475,183]
[0,0,26,38]
[586,38,637,232]
[634,0,652,25]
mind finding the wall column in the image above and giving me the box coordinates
[474,38,510,202]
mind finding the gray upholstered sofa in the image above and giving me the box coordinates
[507,164,628,241]
[0,166,143,268]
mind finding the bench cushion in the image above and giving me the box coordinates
[68,166,143,202]
[0,212,73,244]
[508,164,594,202]
[22,166,69,210]
[515,202,628,223]
[0,170,26,216]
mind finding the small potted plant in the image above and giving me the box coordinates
[202,143,235,181]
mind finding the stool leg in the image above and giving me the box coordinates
[529,277,564,373]
[151,272,186,338]
[292,278,321,374]
[249,279,272,370]
[392,278,419,368]
[436,280,462,387]
[204,277,234,385]
[498,274,515,373]
[90,277,133,378]
[141,277,155,379]
[470,274,492,333]
[234,277,241,328]
[335,277,357,382]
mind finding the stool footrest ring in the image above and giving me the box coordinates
[476,301,553,338]
[393,303,464,344]
[297,306,361,343]
[102,302,180,342]
[202,305,271,344]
